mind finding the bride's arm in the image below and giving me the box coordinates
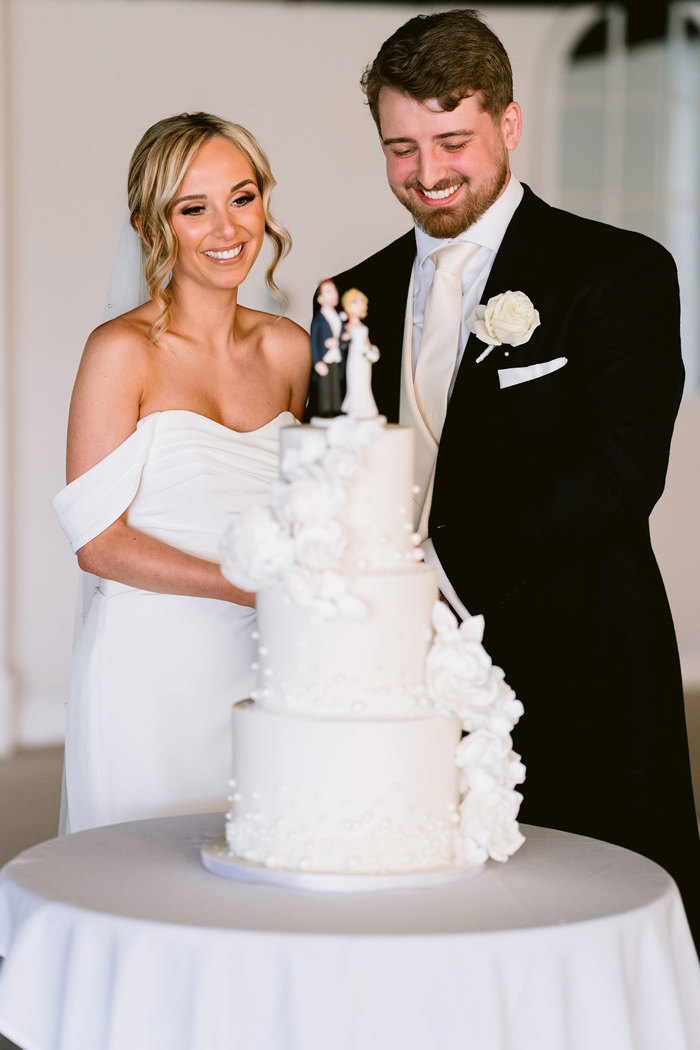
[65,321,255,607]
[76,516,255,606]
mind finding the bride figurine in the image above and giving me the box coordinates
[339,288,380,419]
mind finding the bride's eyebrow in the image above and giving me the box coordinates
[173,180,256,206]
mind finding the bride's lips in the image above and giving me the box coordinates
[202,243,246,263]
[413,184,464,207]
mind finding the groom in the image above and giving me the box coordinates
[323,9,700,941]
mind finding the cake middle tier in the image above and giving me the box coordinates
[253,564,437,717]
[227,700,462,874]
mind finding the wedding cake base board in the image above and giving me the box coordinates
[201,837,485,892]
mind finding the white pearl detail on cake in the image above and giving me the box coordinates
[215,412,525,881]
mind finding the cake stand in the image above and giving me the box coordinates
[200,836,484,891]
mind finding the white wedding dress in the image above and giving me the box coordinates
[52,409,296,833]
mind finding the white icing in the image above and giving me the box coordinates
[222,416,526,876]
[255,567,436,718]
[220,418,421,617]
[227,701,461,874]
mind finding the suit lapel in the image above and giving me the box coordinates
[478,185,545,303]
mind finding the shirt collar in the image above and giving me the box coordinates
[415,175,523,267]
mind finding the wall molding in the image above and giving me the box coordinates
[0,0,17,757]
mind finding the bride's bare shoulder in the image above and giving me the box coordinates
[72,305,162,411]
[80,303,159,371]
[87,302,156,352]
[242,307,309,355]
[67,305,161,478]
[247,310,310,418]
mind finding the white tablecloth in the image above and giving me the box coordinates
[0,814,698,1050]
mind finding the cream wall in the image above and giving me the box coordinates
[0,0,696,750]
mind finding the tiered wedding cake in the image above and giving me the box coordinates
[218,411,526,879]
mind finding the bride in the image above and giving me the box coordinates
[52,112,310,833]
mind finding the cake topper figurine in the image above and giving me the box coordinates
[310,278,347,418]
[339,288,380,419]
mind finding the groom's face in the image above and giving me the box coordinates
[378,88,521,239]
[317,280,339,309]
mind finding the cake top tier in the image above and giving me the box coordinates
[280,418,421,573]
[220,415,423,619]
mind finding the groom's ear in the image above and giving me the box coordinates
[501,102,522,152]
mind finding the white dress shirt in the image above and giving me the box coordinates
[413,176,524,619]
[320,305,342,340]
[412,176,524,385]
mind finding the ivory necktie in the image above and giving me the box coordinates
[414,240,479,441]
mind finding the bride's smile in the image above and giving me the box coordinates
[203,245,244,261]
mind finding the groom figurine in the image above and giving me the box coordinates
[309,278,347,417]
[322,9,700,942]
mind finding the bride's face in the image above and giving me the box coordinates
[169,136,266,291]
[348,295,367,321]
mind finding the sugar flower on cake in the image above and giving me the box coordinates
[220,504,293,591]
[427,603,511,729]
[221,415,385,618]
[456,730,526,794]
[425,599,526,864]
[456,728,513,781]
[324,445,366,484]
[456,782,525,865]
[293,518,347,572]
[278,475,346,527]
[305,569,368,622]
[280,429,327,477]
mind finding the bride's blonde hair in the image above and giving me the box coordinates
[128,112,291,342]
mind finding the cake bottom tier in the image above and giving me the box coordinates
[226,700,462,874]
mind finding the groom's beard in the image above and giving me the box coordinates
[391,155,509,239]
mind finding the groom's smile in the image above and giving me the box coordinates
[414,182,465,206]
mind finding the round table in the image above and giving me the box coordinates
[0,813,698,1050]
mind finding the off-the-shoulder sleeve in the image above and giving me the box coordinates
[51,415,158,553]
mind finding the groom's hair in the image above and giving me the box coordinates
[361,9,513,132]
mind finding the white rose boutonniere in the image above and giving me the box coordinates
[467,290,540,364]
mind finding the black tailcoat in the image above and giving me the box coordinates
[329,185,700,942]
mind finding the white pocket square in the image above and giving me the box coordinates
[498,357,568,389]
